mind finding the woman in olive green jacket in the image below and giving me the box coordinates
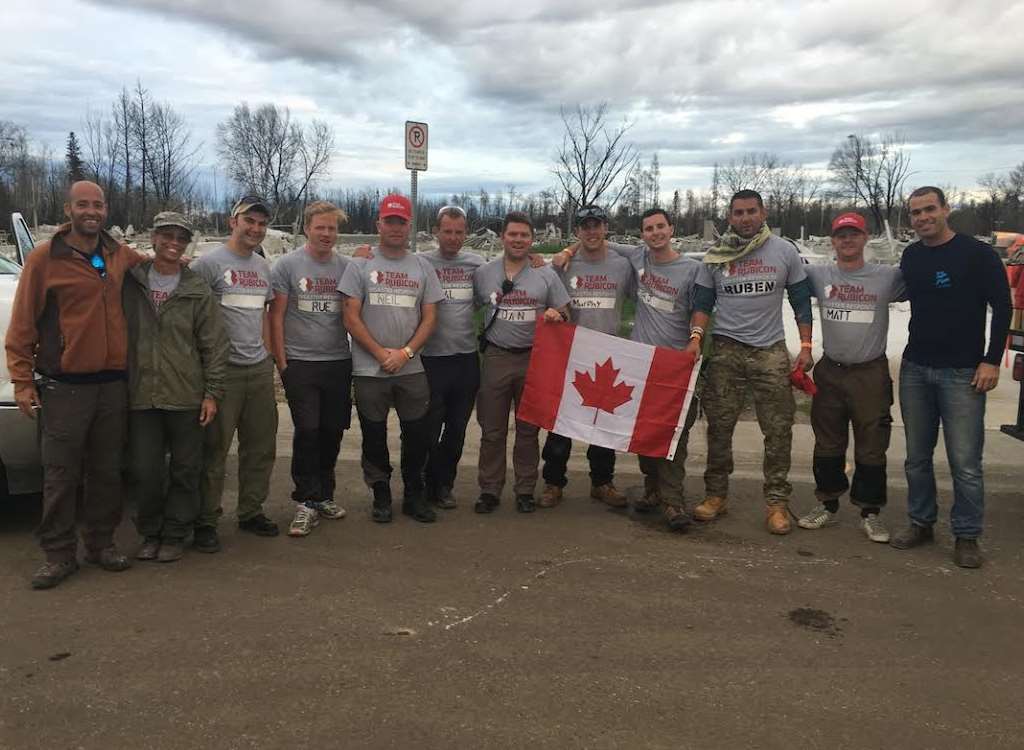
[123,213,227,562]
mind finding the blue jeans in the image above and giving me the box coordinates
[899,359,986,538]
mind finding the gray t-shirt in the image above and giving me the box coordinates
[420,249,486,356]
[147,266,180,309]
[270,248,351,361]
[555,250,633,336]
[704,235,807,347]
[474,258,571,350]
[610,243,708,349]
[337,250,444,377]
[190,244,273,365]
[806,263,907,364]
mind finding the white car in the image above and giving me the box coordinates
[0,212,42,497]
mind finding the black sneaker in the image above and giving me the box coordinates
[515,494,536,514]
[193,526,221,553]
[889,524,934,550]
[435,486,457,510]
[238,514,280,537]
[372,481,393,523]
[953,538,983,569]
[402,495,437,523]
[84,546,131,572]
[475,493,500,514]
[31,559,79,590]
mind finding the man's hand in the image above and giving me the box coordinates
[527,253,546,269]
[543,308,566,323]
[14,383,39,419]
[684,338,702,361]
[794,348,815,372]
[380,348,408,374]
[199,397,218,426]
[353,244,374,259]
[972,362,1000,393]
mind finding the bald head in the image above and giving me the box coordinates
[64,180,107,239]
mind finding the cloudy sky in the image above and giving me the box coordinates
[3,0,1022,201]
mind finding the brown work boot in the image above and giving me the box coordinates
[693,495,728,522]
[538,484,563,508]
[632,490,661,512]
[766,502,792,535]
[590,482,627,508]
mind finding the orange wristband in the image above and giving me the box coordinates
[800,342,813,349]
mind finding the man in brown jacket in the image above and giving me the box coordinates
[5,181,141,589]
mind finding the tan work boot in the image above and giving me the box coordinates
[766,502,792,535]
[590,482,628,508]
[538,484,563,508]
[693,495,728,522]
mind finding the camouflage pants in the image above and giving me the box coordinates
[703,336,795,501]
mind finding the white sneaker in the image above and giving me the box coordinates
[316,500,347,519]
[797,504,837,529]
[288,504,320,537]
[861,514,890,543]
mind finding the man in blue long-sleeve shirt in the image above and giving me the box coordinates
[891,186,1011,569]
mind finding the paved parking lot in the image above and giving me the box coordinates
[2,414,1022,749]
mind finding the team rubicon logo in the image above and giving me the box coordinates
[825,284,837,299]
[569,276,580,289]
[369,270,381,284]
[223,269,237,285]
[298,277,312,292]
[489,291,499,305]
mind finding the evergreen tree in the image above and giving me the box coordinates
[65,131,84,182]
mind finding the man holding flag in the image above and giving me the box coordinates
[540,205,634,509]
[552,208,712,531]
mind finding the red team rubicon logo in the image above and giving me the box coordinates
[573,358,634,422]
[223,269,237,285]
[299,277,312,292]
[369,270,381,284]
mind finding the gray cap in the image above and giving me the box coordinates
[152,211,194,235]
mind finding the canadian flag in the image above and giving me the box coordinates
[518,321,701,459]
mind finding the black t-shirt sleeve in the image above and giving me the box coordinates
[981,245,1012,365]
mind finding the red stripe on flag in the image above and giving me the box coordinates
[517,320,576,431]
[628,347,696,457]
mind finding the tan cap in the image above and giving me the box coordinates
[152,211,194,235]
[231,195,271,218]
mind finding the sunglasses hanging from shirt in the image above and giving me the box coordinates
[478,278,515,353]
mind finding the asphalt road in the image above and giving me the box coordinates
[2,416,1023,750]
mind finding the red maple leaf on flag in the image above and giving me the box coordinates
[573,358,634,421]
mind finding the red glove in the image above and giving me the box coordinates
[790,368,818,396]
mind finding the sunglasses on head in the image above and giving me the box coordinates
[437,205,468,220]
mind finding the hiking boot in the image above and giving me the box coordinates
[434,486,457,510]
[515,494,536,513]
[766,502,792,535]
[315,500,347,519]
[136,538,161,561]
[694,495,728,522]
[84,546,131,572]
[402,495,437,523]
[953,538,983,569]
[157,542,185,563]
[538,484,563,508]
[632,490,661,512]
[289,504,320,537]
[475,493,500,514]
[193,526,221,553]
[861,514,890,544]
[371,482,393,523]
[238,514,279,537]
[663,504,692,532]
[890,524,934,550]
[797,504,837,530]
[591,482,628,508]
[31,560,79,590]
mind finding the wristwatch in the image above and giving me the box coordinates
[403,346,415,360]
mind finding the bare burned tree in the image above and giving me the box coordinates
[217,103,335,222]
[553,103,639,234]
[148,102,201,208]
[829,133,911,231]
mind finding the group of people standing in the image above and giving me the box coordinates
[5,179,1010,590]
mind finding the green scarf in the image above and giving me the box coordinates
[703,223,772,266]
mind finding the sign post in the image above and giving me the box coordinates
[404,120,428,251]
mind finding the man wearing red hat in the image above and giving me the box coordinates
[797,212,906,543]
[339,194,443,524]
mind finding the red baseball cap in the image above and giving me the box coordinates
[831,212,867,235]
[379,194,412,221]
